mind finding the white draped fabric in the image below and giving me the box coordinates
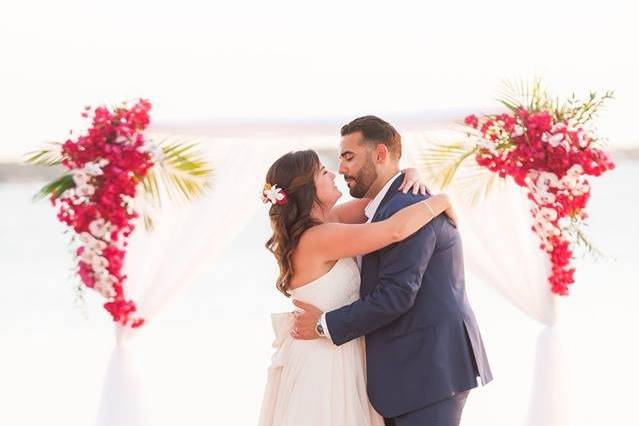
[96,136,302,426]
[455,182,568,426]
[405,133,569,426]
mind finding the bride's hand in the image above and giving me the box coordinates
[399,167,430,195]
[428,193,458,228]
[444,203,458,228]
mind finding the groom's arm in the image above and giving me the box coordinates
[324,206,438,346]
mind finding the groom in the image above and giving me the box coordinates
[292,116,493,426]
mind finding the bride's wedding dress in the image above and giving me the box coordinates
[258,257,384,426]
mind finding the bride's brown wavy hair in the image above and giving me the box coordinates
[265,150,322,297]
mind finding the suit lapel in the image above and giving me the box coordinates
[370,173,405,223]
[360,174,405,294]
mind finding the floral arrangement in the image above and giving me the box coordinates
[26,100,212,327]
[424,81,615,295]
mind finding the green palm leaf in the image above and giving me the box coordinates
[565,90,615,125]
[24,142,64,167]
[420,140,477,187]
[445,164,501,205]
[564,218,606,259]
[496,77,541,112]
[33,173,74,201]
[419,134,499,205]
[141,139,213,208]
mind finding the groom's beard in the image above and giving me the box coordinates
[345,159,377,199]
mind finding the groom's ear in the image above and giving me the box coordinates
[374,143,390,163]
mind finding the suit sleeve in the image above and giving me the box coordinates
[325,208,437,346]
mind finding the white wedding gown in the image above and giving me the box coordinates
[258,257,384,426]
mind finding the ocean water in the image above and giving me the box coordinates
[1,159,638,426]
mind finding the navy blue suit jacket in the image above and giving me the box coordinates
[326,174,493,418]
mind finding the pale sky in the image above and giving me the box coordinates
[1,0,637,161]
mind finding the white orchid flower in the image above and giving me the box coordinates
[91,255,110,271]
[76,183,95,197]
[548,133,564,147]
[89,219,109,239]
[551,122,566,133]
[532,189,556,205]
[567,164,584,176]
[72,170,90,186]
[84,162,104,176]
[263,184,287,205]
[139,141,164,163]
[537,172,559,189]
[79,232,107,251]
[94,278,116,298]
[79,248,96,264]
[538,207,558,222]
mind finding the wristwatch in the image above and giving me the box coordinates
[315,318,326,337]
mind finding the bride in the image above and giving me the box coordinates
[258,149,455,426]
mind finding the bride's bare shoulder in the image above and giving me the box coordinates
[296,223,346,259]
[298,223,332,247]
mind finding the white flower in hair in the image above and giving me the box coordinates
[262,183,288,206]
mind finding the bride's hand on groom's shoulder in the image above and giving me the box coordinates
[399,168,430,195]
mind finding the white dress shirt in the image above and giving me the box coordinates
[320,172,401,341]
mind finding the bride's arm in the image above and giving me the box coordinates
[326,168,429,224]
[301,194,452,261]
[326,198,370,224]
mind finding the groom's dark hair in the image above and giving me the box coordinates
[341,115,401,160]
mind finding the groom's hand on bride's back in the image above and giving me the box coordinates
[291,300,322,340]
